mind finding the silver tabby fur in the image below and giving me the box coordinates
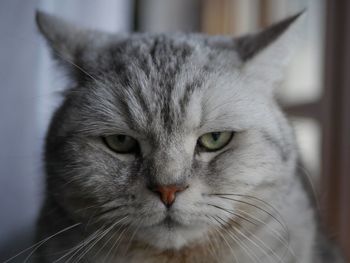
[33,11,344,263]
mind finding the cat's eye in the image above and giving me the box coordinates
[103,135,138,153]
[198,131,234,151]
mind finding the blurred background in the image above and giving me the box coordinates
[0,0,349,261]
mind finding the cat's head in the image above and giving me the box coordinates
[37,11,302,250]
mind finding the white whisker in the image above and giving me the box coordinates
[3,223,81,263]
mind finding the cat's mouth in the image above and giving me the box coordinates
[159,215,182,228]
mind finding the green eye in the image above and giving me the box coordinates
[198,131,234,151]
[103,135,138,153]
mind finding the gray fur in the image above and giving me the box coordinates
[31,11,344,263]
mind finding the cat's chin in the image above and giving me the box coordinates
[136,218,208,250]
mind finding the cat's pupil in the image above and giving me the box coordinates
[117,135,126,143]
[211,132,221,141]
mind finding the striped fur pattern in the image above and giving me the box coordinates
[31,11,343,263]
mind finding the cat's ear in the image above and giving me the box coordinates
[36,11,90,64]
[36,10,111,82]
[236,12,305,87]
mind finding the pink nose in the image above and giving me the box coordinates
[151,185,188,207]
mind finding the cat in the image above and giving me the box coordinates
[31,10,344,263]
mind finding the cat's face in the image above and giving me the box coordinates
[38,12,300,250]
